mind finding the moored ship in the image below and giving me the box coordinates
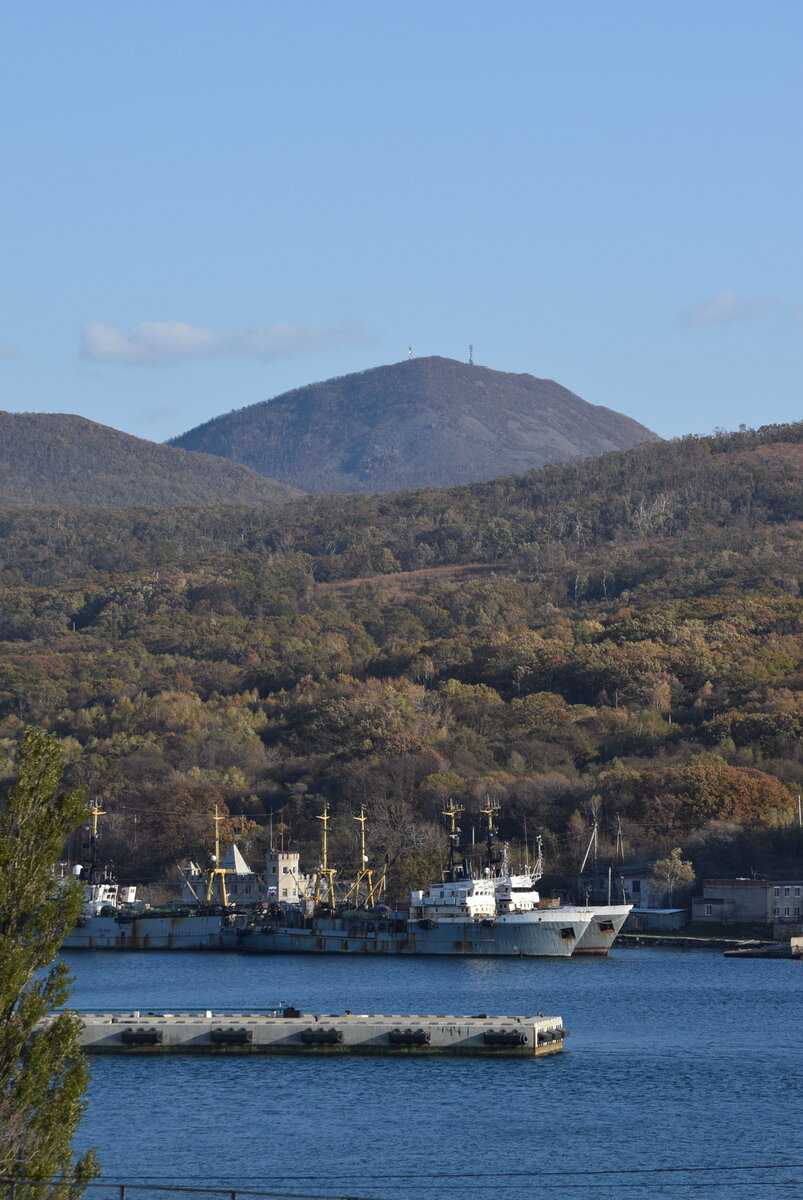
[63,904,228,951]
[63,804,249,950]
[236,802,595,957]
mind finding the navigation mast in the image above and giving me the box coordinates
[86,801,105,883]
[313,803,338,910]
[203,804,232,907]
[480,799,502,875]
[442,800,464,880]
[343,806,379,908]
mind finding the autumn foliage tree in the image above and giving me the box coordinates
[649,848,696,906]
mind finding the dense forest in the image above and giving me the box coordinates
[0,411,300,506]
[1,421,801,901]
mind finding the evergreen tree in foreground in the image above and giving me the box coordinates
[0,728,99,1196]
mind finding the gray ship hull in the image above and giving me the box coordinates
[63,912,226,950]
[238,911,588,957]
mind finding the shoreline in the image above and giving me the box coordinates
[617,932,783,950]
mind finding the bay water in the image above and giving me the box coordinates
[63,946,801,1200]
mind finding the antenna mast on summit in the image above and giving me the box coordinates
[468,344,474,365]
[407,344,413,360]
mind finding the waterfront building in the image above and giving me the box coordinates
[691,878,803,929]
[264,848,312,905]
[578,860,658,908]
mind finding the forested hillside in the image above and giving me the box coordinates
[0,422,800,898]
[0,411,302,506]
[169,356,659,492]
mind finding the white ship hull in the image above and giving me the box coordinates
[417,910,592,956]
[571,905,632,955]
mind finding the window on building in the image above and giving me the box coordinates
[784,887,791,897]
[282,888,287,897]
[784,906,791,916]
[795,887,801,897]
[705,904,713,916]
[774,887,780,897]
[632,880,641,894]
[773,906,780,916]
[282,866,289,873]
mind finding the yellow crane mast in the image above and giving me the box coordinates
[343,805,388,909]
[313,803,338,910]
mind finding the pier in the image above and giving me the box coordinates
[59,1007,567,1056]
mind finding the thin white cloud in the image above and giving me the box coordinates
[680,291,776,329]
[81,319,374,365]
[0,344,21,360]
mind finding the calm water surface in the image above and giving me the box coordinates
[63,947,802,1200]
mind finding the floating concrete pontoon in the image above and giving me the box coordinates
[64,1008,567,1056]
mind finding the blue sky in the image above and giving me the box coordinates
[1,1,800,443]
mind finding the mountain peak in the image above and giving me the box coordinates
[170,357,660,494]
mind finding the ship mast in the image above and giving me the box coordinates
[480,799,501,876]
[343,806,377,908]
[534,834,543,883]
[442,800,464,879]
[203,804,230,907]
[86,801,106,883]
[84,801,109,888]
[313,803,337,909]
